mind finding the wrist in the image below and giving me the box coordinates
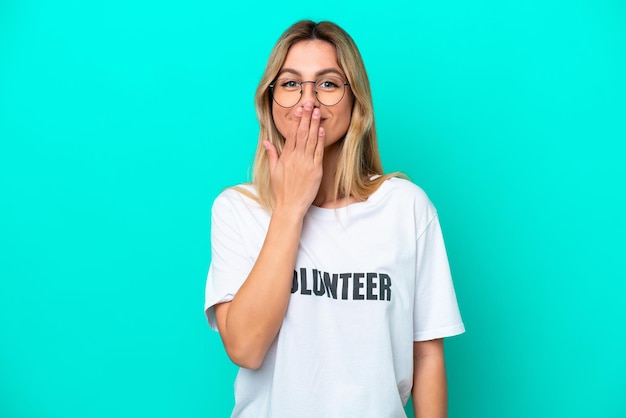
[271,203,308,223]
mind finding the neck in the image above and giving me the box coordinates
[313,141,359,209]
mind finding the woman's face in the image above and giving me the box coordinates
[272,40,354,148]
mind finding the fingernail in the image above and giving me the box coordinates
[304,101,313,111]
[312,108,320,119]
[294,107,302,116]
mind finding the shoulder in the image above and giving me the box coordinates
[211,183,262,214]
[381,176,427,195]
[373,177,434,209]
[369,177,440,234]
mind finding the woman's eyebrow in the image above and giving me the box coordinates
[277,68,345,78]
[315,68,345,77]
[277,68,301,77]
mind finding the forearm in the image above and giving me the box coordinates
[412,341,448,418]
[218,206,304,369]
[216,99,324,369]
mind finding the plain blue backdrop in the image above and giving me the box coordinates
[1,0,625,417]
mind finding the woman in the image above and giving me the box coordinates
[205,20,464,418]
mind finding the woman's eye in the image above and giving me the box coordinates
[280,80,299,89]
[318,79,339,89]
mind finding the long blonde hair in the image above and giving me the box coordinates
[249,20,400,210]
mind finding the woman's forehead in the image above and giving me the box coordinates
[281,40,342,76]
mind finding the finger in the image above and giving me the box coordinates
[314,127,325,164]
[283,106,302,152]
[305,107,321,155]
[263,140,278,172]
[295,101,314,151]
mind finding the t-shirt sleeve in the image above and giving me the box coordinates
[204,191,255,331]
[413,213,465,341]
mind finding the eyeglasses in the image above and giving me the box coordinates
[269,76,350,108]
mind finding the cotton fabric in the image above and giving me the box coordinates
[205,178,464,418]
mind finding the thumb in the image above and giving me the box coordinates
[262,140,278,172]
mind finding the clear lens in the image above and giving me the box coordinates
[315,76,346,106]
[271,76,347,108]
[271,78,302,108]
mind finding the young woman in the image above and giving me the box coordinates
[205,20,464,418]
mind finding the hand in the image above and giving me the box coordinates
[263,100,325,216]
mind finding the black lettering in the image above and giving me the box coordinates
[312,269,325,296]
[293,269,390,302]
[340,273,351,300]
[323,272,338,299]
[379,273,392,301]
[300,267,311,295]
[353,272,365,300]
[366,272,378,300]
[291,270,298,294]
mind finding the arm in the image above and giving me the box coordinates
[214,102,324,370]
[412,339,448,418]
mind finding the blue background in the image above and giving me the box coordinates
[1,0,625,417]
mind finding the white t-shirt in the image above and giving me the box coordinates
[205,177,465,418]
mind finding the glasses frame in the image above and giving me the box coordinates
[269,77,351,108]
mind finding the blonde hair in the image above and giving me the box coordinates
[248,20,401,210]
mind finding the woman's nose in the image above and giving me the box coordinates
[300,81,320,105]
